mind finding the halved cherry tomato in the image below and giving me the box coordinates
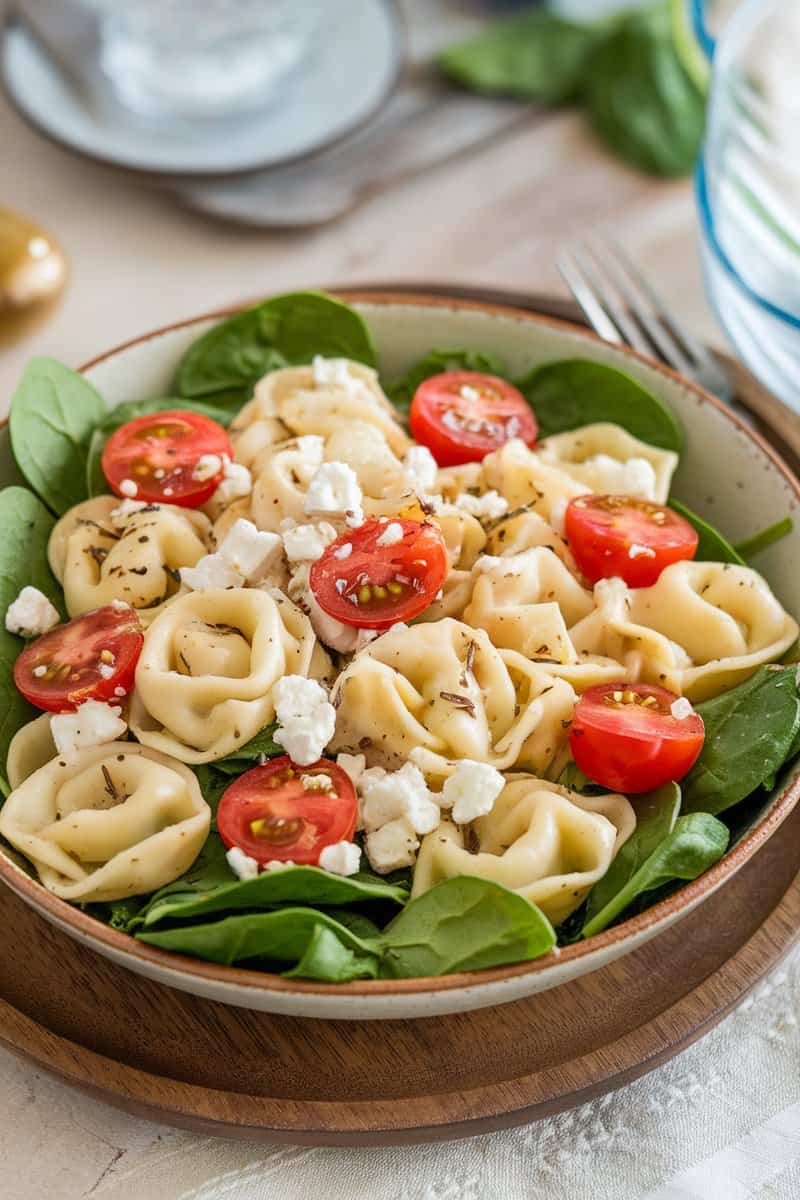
[409,370,537,466]
[565,495,699,587]
[569,682,705,794]
[309,518,448,629]
[217,756,357,866]
[14,604,143,712]
[101,410,232,507]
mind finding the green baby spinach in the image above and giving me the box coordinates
[582,812,729,938]
[283,923,380,982]
[86,396,237,497]
[137,864,408,930]
[438,10,601,103]
[386,348,508,414]
[583,783,680,932]
[585,4,706,178]
[0,487,64,775]
[682,665,800,816]
[517,358,683,450]
[175,291,378,406]
[734,516,794,561]
[669,499,744,565]
[10,358,106,514]
[137,876,556,978]
[210,723,282,775]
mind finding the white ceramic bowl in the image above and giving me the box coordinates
[1,292,798,1020]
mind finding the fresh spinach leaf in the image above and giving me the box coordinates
[682,665,800,816]
[668,499,744,565]
[136,864,408,930]
[557,762,606,795]
[386,348,507,414]
[733,516,794,561]
[283,923,381,982]
[175,291,378,405]
[86,396,236,497]
[581,812,729,938]
[583,783,680,930]
[438,10,601,103]
[0,487,64,772]
[138,905,377,968]
[210,723,283,776]
[10,358,106,514]
[517,358,683,450]
[585,4,706,178]
[378,876,555,978]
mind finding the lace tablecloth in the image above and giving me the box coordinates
[4,942,800,1200]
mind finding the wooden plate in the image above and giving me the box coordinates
[1,289,797,1143]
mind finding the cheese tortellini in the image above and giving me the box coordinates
[413,776,635,924]
[0,743,210,902]
[331,619,576,779]
[130,587,330,762]
[536,423,678,503]
[48,497,211,622]
[231,359,411,468]
[567,561,799,701]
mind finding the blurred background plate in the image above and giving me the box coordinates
[0,0,403,177]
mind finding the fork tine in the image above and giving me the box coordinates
[589,239,694,375]
[557,251,624,345]
[605,237,720,372]
[568,242,657,355]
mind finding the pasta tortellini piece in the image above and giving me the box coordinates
[413,776,635,924]
[0,743,210,902]
[6,713,57,789]
[331,619,576,779]
[231,360,410,467]
[486,507,572,566]
[569,561,799,700]
[536,423,678,503]
[482,438,589,521]
[130,587,330,762]
[414,504,487,623]
[49,497,211,622]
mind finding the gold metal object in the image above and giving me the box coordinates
[0,208,68,345]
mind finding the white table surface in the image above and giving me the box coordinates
[4,8,800,1196]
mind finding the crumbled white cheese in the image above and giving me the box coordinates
[318,840,361,877]
[32,664,47,678]
[98,663,115,680]
[628,542,656,559]
[110,498,150,524]
[110,599,132,612]
[218,519,283,582]
[119,479,138,498]
[51,700,127,756]
[404,445,438,494]
[282,521,337,563]
[365,818,419,874]
[192,453,223,482]
[301,772,334,793]
[336,752,366,789]
[376,521,404,547]
[5,586,61,639]
[359,762,441,836]
[585,454,657,499]
[333,542,353,560]
[211,458,252,506]
[226,846,259,881]
[179,553,243,592]
[311,355,364,392]
[460,384,481,403]
[304,461,364,528]
[264,859,295,871]
[442,760,505,825]
[273,675,336,766]
[670,697,694,720]
[455,490,508,521]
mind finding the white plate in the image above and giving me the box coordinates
[1,293,799,1019]
[1,1,402,177]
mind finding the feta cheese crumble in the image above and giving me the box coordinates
[628,542,656,559]
[670,697,694,720]
[179,554,242,592]
[365,818,419,874]
[455,490,508,521]
[442,760,505,825]
[282,521,337,563]
[318,840,361,876]
[376,521,404,547]
[192,453,223,482]
[218,519,283,582]
[226,846,259,881]
[110,498,150,524]
[211,458,252,506]
[336,752,366,790]
[403,445,438,494]
[584,454,657,499]
[301,772,334,793]
[5,586,60,639]
[304,461,364,528]
[359,762,440,836]
[51,700,127,756]
[119,479,138,498]
[333,542,352,560]
[272,675,336,766]
[311,356,366,395]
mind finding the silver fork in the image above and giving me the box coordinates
[558,238,736,407]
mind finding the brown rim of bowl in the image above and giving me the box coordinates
[0,2,405,183]
[1,288,799,1000]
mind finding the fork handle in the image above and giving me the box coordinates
[691,0,717,58]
